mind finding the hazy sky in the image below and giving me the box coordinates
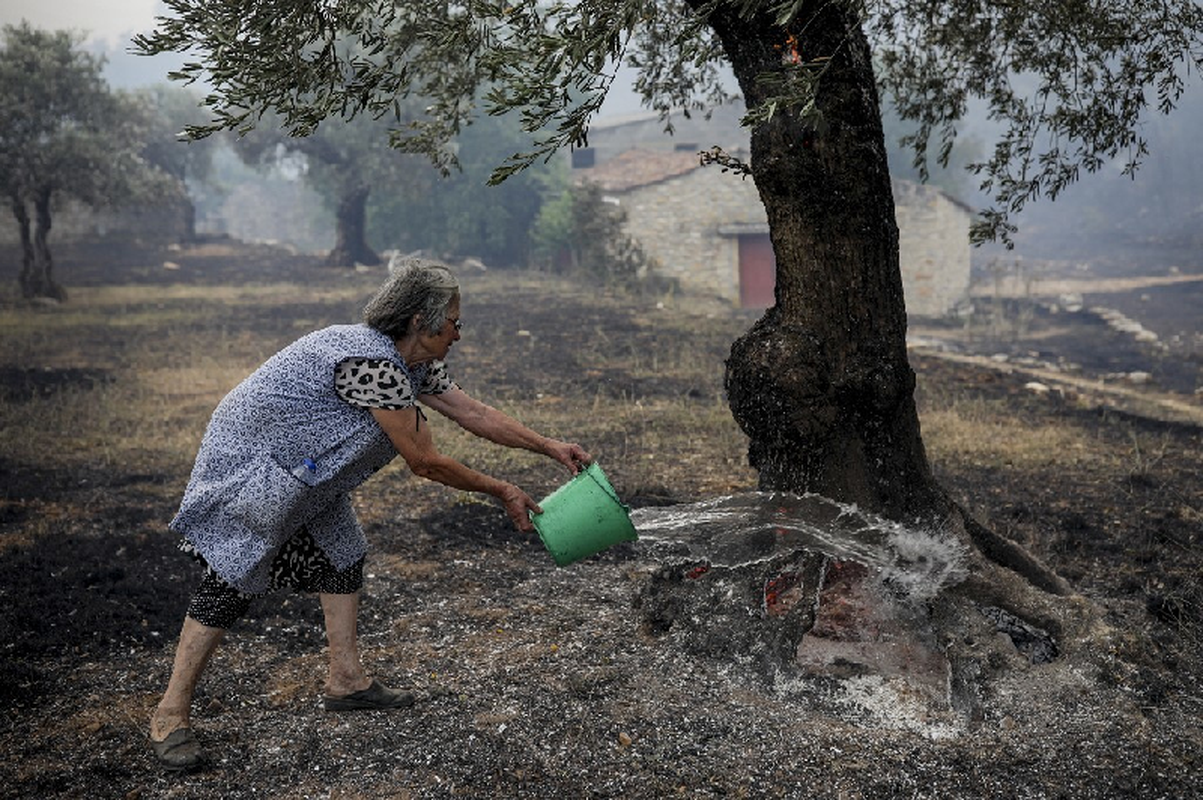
[2,0,162,46]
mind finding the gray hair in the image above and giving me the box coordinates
[363,256,460,339]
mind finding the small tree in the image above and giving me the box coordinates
[532,182,655,284]
[0,23,166,300]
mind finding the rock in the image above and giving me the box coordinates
[1057,293,1084,313]
[1024,382,1051,396]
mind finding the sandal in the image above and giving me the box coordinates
[323,679,415,711]
[150,727,205,771]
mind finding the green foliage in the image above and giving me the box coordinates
[228,107,425,262]
[133,0,720,182]
[0,23,166,208]
[867,0,1203,244]
[530,189,576,269]
[132,0,1203,244]
[532,182,654,285]
[369,111,566,266]
[136,84,221,187]
[231,108,416,204]
[879,102,982,200]
[1,22,176,297]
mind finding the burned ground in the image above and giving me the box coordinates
[0,238,1200,798]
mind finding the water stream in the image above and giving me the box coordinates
[629,492,968,602]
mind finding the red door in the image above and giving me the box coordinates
[738,234,776,308]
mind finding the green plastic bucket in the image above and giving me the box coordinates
[531,462,637,567]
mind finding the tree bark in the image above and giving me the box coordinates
[18,187,67,302]
[11,197,34,289]
[325,184,380,267]
[709,6,1071,600]
[711,2,933,520]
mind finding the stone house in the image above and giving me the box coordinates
[572,106,973,316]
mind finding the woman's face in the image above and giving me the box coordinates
[420,294,461,361]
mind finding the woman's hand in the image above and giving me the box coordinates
[499,483,540,532]
[546,440,592,474]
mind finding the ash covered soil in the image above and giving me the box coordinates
[1,239,1201,799]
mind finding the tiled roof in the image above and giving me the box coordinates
[573,149,704,192]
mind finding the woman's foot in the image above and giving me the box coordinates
[149,726,206,771]
[150,709,206,771]
[323,671,372,699]
[323,679,415,711]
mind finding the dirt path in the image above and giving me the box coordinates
[909,345,1203,427]
[971,271,1203,299]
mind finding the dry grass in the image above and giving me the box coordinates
[0,268,757,505]
[2,267,1187,508]
[0,279,366,481]
[919,394,1110,470]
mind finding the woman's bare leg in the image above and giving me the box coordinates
[149,616,225,740]
[319,592,372,697]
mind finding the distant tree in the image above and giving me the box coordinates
[136,1,1203,680]
[531,182,653,283]
[0,23,166,300]
[230,110,419,267]
[369,110,561,267]
[136,84,222,242]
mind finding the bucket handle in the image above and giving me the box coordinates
[581,463,626,509]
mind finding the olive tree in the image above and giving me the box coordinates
[228,110,411,267]
[135,0,1203,678]
[0,23,166,300]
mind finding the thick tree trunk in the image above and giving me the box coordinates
[18,188,67,302]
[717,2,933,519]
[11,197,34,287]
[710,4,1070,598]
[180,196,197,243]
[638,2,1086,690]
[325,185,380,267]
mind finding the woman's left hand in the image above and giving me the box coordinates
[546,440,591,474]
[498,483,540,532]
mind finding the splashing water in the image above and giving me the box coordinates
[630,492,968,602]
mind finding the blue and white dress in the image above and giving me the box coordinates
[172,323,455,595]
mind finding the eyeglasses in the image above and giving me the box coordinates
[451,319,463,331]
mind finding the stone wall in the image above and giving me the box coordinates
[893,180,972,317]
[606,167,764,301]
[603,169,971,316]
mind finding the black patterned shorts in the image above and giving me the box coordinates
[182,529,364,629]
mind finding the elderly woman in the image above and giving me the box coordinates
[149,259,590,771]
